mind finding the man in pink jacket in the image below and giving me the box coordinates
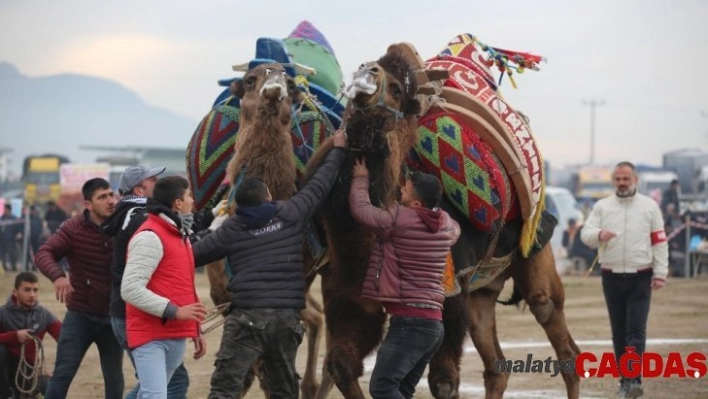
[349,158,460,399]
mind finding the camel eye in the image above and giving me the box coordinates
[245,76,256,89]
[265,68,274,75]
[390,83,402,96]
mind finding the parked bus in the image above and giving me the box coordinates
[22,154,70,205]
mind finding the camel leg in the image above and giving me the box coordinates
[300,291,324,399]
[428,293,469,399]
[467,275,509,399]
[323,295,386,399]
[314,330,336,399]
[512,244,581,399]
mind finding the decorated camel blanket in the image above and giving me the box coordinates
[395,35,547,258]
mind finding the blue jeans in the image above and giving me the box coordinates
[132,339,187,399]
[111,317,190,399]
[369,316,444,399]
[45,310,124,399]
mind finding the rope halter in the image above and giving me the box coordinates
[346,62,404,121]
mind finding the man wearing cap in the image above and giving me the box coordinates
[100,165,192,398]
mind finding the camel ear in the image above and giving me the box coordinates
[230,80,245,98]
[404,98,421,116]
[288,79,303,104]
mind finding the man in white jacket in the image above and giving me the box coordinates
[581,161,668,399]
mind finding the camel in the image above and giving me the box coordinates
[305,46,581,399]
[199,62,325,398]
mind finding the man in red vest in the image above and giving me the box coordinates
[121,175,207,397]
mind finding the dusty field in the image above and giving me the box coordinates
[1,269,707,399]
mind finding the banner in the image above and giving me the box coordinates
[59,163,110,194]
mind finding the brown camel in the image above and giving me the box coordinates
[305,47,580,399]
[202,62,325,398]
[305,48,423,399]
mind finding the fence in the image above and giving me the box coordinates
[666,214,708,278]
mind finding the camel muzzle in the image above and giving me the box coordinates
[259,74,288,102]
[345,65,379,100]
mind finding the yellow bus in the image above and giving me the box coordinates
[23,155,70,205]
[572,166,614,201]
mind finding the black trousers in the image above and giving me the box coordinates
[208,308,305,399]
[601,269,652,384]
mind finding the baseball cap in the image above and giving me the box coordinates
[118,165,167,195]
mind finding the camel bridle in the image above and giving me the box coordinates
[351,63,405,121]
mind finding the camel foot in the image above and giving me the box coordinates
[325,345,366,399]
[301,380,320,399]
[433,381,459,399]
[530,299,555,325]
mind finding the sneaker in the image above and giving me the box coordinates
[616,380,631,399]
[626,381,644,398]
[616,384,629,399]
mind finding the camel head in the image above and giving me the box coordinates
[231,63,301,125]
[344,49,421,126]
[336,49,421,208]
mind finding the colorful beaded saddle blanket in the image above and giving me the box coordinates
[187,99,333,211]
[406,111,516,233]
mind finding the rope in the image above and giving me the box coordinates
[584,242,606,278]
[15,334,44,397]
[201,303,231,335]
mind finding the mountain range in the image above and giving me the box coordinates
[0,62,198,176]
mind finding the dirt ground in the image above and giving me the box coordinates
[1,269,707,399]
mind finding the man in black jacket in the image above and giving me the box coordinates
[193,130,346,399]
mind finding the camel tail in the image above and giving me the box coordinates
[497,282,523,307]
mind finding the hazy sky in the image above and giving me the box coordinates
[1,0,706,168]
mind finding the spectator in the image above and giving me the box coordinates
[661,179,680,218]
[581,161,668,399]
[562,218,579,254]
[0,271,61,398]
[35,178,124,399]
[1,204,20,272]
[44,201,69,235]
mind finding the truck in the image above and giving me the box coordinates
[637,170,678,204]
[22,154,70,205]
[571,165,614,201]
[662,149,708,195]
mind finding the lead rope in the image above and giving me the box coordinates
[583,242,606,278]
[15,334,44,397]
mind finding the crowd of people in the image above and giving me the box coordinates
[0,127,464,399]
[0,201,68,273]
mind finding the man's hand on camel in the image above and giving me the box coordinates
[353,157,369,178]
[333,128,347,148]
